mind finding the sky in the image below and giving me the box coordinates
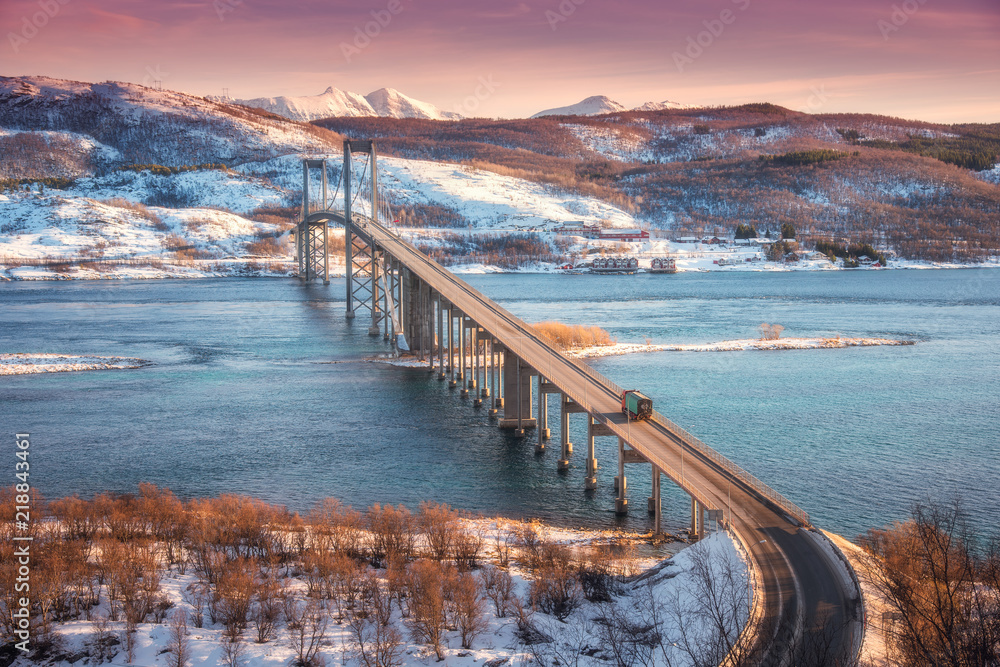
[1,0,998,122]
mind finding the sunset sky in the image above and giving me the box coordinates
[2,0,998,122]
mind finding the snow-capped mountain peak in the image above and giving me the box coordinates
[229,87,376,121]
[632,99,694,111]
[531,95,628,118]
[364,87,462,121]
[227,86,462,122]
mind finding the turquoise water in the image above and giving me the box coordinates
[1,270,997,539]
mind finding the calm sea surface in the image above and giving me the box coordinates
[1,270,997,539]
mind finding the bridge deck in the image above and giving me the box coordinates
[330,213,861,664]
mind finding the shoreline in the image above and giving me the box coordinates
[3,259,999,281]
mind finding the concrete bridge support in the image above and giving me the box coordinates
[616,437,628,515]
[458,316,467,396]
[436,298,445,380]
[691,498,705,539]
[557,395,584,474]
[481,338,491,401]
[447,308,456,388]
[489,341,501,417]
[469,324,478,394]
[499,350,535,432]
[649,467,662,536]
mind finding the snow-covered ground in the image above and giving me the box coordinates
[0,353,150,375]
[2,152,996,280]
[566,337,914,358]
[14,521,749,667]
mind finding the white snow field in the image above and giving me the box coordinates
[0,353,150,375]
[12,522,750,667]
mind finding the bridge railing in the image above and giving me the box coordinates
[355,213,811,528]
[648,410,811,527]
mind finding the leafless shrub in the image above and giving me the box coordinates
[418,501,459,561]
[481,564,515,618]
[593,599,660,667]
[252,571,285,643]
[246,236,285,256]
[165,609,190,667]
[758,323,784,340]
[385,555,411,618]
[183,582,207,628]
[367,504,416,568]
[308,498,365,559]
[215,557,257,636]
[859,498,1000,667]
[452,569,488,649]
[529,545,582,621]
[350,570,404,667]
[454,522,486,571]
[286,598,329,667]
[88,611,116,663]
[221,622,246,667]
[515,521,546,570]
[492,520,516,568]
[407,559,449,660]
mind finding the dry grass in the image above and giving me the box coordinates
[246,237,285,257]
[532,322,614,350]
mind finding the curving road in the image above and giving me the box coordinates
[323,212,864,665]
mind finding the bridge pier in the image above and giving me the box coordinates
[649,467,661,536]
[615,437,628,515]
[691,498,705,540]
[499,350,535,431]
[489,340,501,416]
[472,327,482,407]
[535,376,545,453]
[447,308,456,387]
[481,338,491,399]
[558,395,580,474]
[436,297,445,379]
[459,316,468,396]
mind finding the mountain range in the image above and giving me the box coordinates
[531,95,692,118]
[226,86,462,122]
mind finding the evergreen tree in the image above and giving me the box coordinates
[781,223,796,240]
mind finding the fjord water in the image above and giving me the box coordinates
[1,270,997,539]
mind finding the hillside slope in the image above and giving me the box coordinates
[0,76,343,174]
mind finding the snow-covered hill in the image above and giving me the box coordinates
[532,96,694,118]
[231,86,377,120]
[365,87,462,120]
[227,85,461,121]
[633,99,694,111]
[532,95,628,118]
[0,76,342,173]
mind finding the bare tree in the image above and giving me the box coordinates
[452,569,488,649]
[859,498,1000,667]
[418,501,459,561]
[165,609,190,667]
[758,323,784,340]
[349,570,404,667]
[407,559,448,660]
[481,564,515,618]
[286,598,329,667]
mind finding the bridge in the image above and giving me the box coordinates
[296,140,864,665]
